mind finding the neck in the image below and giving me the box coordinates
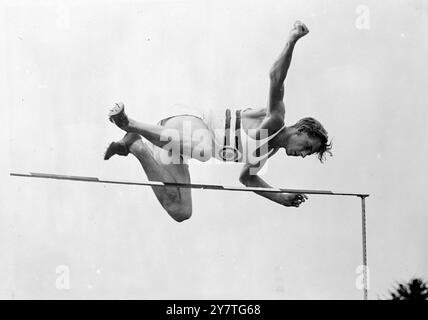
[270,126,295,148]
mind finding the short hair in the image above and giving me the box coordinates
[293,117,332,162]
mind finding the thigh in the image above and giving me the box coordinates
[162,115,212,139]
[159,115,214,162]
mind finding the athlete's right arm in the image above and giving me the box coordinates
[239,151,307,207]
[267,21,309,119]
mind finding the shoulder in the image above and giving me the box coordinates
[241,107,266,118]
[261,112,285,133]
[241,107,284,134]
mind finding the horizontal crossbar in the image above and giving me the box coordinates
[10,172,369,197]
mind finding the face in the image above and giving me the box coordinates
[285,132,322,158]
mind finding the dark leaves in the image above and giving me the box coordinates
[388,278,428,300]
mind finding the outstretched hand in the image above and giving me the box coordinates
[289,20,309,41]
[279,193,308,207]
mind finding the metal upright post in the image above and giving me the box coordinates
[360,195,368,300]
[10,171,371,299]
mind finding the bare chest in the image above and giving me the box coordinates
[241,107,267,134]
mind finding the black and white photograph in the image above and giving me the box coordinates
[2,0,428,305]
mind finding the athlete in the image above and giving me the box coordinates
[104,21,332,222]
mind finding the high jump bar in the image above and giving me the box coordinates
[10,171,370,300]
[10,172,369,197]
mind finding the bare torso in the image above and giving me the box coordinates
[241,107,284,151]
[241,107,268,131]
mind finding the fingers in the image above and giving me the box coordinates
[292,194,308,207]
[301,23,308,32]
[296,194,307,201]
[282,194,309,207]
[293,21,309,34]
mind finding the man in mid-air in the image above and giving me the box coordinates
[105,21,332,222]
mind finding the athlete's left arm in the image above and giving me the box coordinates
[239,149,307,207]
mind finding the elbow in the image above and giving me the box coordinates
[239,174,248,185]
[239,173,253,185]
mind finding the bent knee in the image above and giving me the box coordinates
[165,202,192,222]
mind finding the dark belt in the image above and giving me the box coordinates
[234,110,242,162]
[221,108,242,162]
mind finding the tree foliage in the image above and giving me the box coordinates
[389,278,428,300]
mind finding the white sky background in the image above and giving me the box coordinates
[1,0,428,299]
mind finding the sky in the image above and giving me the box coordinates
[1,0,428,299]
